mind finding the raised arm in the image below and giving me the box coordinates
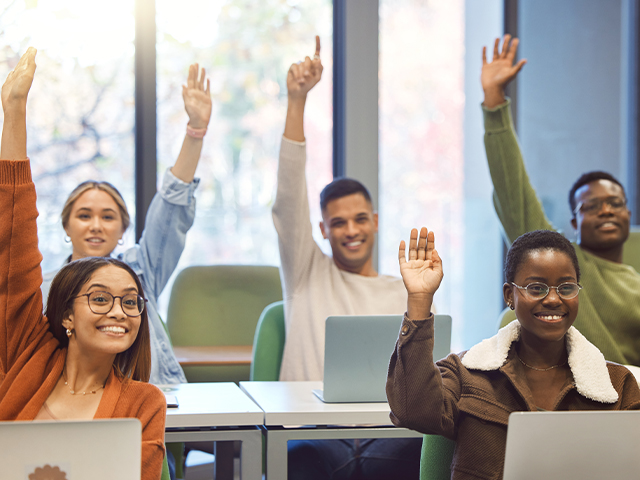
[273,37,324,293]
[481,36,553,243]
[0,48,45,374]
[130,64,210,298]
[171,63,212,183]
[387,228,460,438]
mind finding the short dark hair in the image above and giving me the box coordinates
[320,177,372,212]
[505,230,580,283]
[45,257,151,382]
[568,171,625,216]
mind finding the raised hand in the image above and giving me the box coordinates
[2,47,37,113]
[481,35,526,108]
[399,228,443,320]
[287,35,323,100]
[182,63,212,130]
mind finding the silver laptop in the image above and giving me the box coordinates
[503,411,640,480]
[0,418,141,480]
[313,314,452,403]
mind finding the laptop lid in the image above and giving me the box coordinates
[317,314,452,403]
[503,411,640,480]
[0,418,141,480]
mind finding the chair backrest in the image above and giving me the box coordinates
[166,265,282,347]
[497,306,516,331]
[420,434,456,480]
[250,301,285,381]
[166,265,282,382]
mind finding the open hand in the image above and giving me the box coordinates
[182,63,212,129]
[399,227,443,297]
[2,47,37,113]
[481,35,526,108]
[287,36,323,99]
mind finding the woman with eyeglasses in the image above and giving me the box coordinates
[40,48,212,388]
[387,227,640,479]
[1,49,165,480]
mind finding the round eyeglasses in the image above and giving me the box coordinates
[511,282,582,300]
[72,291,146,317]
[573,196,627,216]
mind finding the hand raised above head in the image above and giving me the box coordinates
[399,227,444,296]
[287,35,323,99]
[481,34,526,108]
[182,63,212,130]
[2,47,37,112]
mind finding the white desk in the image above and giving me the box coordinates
[240,381,423,480]
[160,382,263,480]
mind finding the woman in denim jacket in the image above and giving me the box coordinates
[41,63,212,386]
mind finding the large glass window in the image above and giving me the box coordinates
[379,0,465,344]
[155,0,333,313]
[1,0,136,273]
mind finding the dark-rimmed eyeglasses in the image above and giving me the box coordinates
[511,282,582,300]
[573,196,626,216]
[72,291,146,316]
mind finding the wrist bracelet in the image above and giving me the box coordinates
[186,124,207,139]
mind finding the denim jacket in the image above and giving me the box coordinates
[42,169,198,385]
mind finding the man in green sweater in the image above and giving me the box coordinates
[483,35,640,367]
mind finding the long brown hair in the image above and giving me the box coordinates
[45,257,151,382]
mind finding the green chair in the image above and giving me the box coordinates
[161,454,171,480]
[250,301,285,381]
[420,434,456,480]
[166,265,283,383]
[497,306,517,330]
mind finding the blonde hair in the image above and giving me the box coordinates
[61,181,130,232]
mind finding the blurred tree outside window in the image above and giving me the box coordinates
[379,0,465,334]
[0,0,136,274]
[155,0,333,314]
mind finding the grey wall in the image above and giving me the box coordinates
[517,0,627,238]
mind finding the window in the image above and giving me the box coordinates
[1,0,136,273]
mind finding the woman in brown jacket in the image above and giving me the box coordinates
[387,227,640,479]
[0,48,166,480]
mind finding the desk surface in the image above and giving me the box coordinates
[160,382,263,428]
[239,381,395,427]
[173,345,253,366]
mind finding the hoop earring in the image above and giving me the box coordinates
[64,236,71,243]
[66,328,73,338]
[508,302,514,310]
[118,239,124,246]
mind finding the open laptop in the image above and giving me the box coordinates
[503,411,640,480]
[313,314,452,403]
[0,418,141,480]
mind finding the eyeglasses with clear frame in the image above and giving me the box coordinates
[573,196,627,216]
[510,282,582,300]
[72,291,147,317]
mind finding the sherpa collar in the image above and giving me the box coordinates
[461,320,619,404]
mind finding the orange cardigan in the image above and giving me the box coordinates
[0,159,166,480]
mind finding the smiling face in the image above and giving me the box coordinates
[319,193,378,275]
[62,265,141,359]
[503,249,579,345]
[64,189,125,261]
[571,179,630,255]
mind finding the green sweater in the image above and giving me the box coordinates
[485,99,640,367]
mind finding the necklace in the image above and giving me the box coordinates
[516,353,567,372]
[62,370,106,396]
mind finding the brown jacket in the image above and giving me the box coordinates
[386,315,640,479]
